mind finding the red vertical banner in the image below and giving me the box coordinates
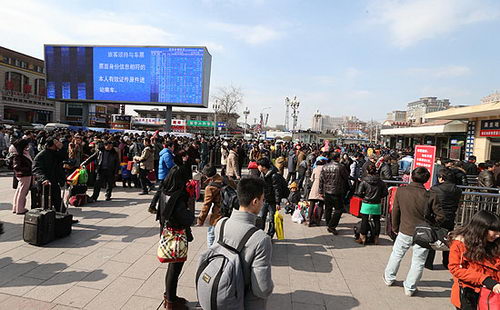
[412,145,436,190]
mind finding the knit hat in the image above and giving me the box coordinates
[289,182,298,189]
[202,165,217,178]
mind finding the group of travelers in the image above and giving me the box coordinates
[2,124,500,310]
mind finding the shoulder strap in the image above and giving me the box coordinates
[218,218,259,253]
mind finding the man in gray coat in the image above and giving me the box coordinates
[214,177,274,309]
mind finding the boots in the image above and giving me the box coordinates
[163,295,188,310]
[355,234,366,245]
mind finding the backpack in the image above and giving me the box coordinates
[210,182,239,218]
[196,218,259,310]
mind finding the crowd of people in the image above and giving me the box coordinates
[2,126,500,309]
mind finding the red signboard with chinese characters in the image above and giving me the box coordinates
[412,145,436,190]
[480,119,500,137]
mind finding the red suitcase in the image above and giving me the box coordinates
[349,196,362,217]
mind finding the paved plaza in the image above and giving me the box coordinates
[0,175,454,310]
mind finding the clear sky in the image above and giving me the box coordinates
[3,0,500,128]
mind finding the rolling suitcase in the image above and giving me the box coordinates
[349,196,362,218]
[55,186,72,239]
[23,184,56,246]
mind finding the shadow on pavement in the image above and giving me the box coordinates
[269,290,360,309]
[0,257,106,287]
[272,242,333,273]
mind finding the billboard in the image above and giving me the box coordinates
[44,45,212,107]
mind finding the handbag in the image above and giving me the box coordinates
[478,287,500,310]
[413,191,449,250]
[157,226,188,263]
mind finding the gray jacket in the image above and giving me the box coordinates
[214,210,274,309]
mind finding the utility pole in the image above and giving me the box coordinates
[213,100,220,137]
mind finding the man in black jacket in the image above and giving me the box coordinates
[32,136,66,212]
[257,157,286,238]
[427,168,462,269]
[82,140,120,201]
[478,161,495,189]
[464,155,479,175]
[319,152,349,235]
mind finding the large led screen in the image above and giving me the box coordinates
[44,45,211,107]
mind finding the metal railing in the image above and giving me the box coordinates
[380,180,500,236]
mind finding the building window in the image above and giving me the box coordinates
[14,59,20,67]
[20,61,27,69]
[67,103,83,117]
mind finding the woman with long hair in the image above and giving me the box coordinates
[157,165,194,310]
[449,210,500,309]
[12,139,33,214]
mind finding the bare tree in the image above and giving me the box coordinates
[212,85,243,127]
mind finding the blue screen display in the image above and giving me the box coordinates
[44,45,210,106]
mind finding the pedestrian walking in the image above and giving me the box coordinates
[354,164,388,245]
[12,139,33,214]
[383,167,446,296]
[319,152,349,235]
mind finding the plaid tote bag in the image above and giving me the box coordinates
[157,226,188,263]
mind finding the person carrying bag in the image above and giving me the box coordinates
[155,166,194,310]
[448,210,500,310]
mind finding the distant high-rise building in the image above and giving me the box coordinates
[311,111,360,133]
[407,97,450,124]
[386,110,407,122]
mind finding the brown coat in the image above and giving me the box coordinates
[296,151,306,171]
[391,182,446,236]
[198,174,224,226]
[135,146,154,170]
[226,150,240,178]
[308,166,324,201]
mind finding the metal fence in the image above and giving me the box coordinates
[380,181,500,236]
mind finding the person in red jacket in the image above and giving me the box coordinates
[449,210,500,310]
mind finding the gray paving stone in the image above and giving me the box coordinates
[83,276,143,310]
[52,286,100,308]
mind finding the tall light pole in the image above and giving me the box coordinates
[287,96,300,132]
[243,107,250,136]
[213,100,220,137]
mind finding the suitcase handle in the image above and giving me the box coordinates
[41,183,51,211]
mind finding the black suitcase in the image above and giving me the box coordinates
[23,209,56,245]
[23,184,56,246]
[55,185,72,239]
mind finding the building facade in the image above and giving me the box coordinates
[134,108,239,128]
[0,46,60,124]
[386,110,407,122]
[426,92,500,163]
[406,97,450,124]
[311,111,354,134]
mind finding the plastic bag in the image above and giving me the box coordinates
[78,168,88,184]
[274,210,284,240]
[291,208,304,223]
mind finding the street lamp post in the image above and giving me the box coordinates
[213,100,220,137]
[243,107,250,136]
[286,96,300,132]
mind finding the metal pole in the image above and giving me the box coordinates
[213,111,217,137]
[164,105,172,132]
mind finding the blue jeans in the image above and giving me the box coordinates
[384,233,429,293]
[207,226,215,248]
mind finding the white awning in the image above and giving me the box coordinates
[381,120,466,136]
[425,102,500,120]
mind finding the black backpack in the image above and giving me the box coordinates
[210,182,239,218]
